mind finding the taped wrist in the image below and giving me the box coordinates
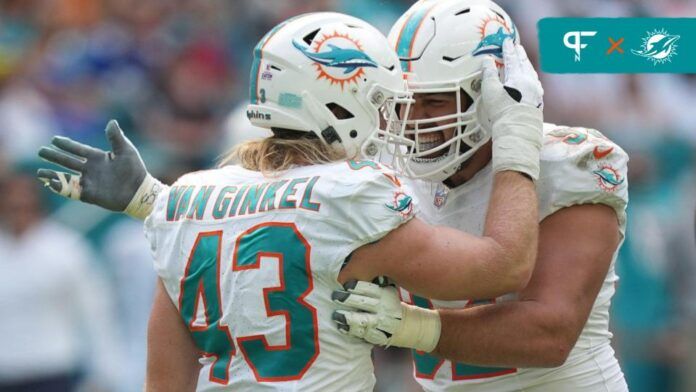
[389,303,442,353]
[491,104,543,181]
[124,173,165,220]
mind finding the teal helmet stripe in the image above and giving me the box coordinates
[249,22,286,104]
[395,4,435,72]
[249,13,314,104]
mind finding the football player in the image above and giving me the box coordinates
[36,12,544,390]
[332,1,629,391]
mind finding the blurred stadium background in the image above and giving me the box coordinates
[0,0,694,391]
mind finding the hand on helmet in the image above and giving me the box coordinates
[479,39,544,181]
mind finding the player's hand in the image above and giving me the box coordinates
[332,279,441,352]
[37,120,163,220]
[480,39,543,180]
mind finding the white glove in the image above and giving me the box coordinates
[480,39,544,180]
[332,280,441,352]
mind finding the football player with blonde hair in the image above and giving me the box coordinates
[37,11,545,390]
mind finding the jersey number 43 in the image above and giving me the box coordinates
[179,222,319,384]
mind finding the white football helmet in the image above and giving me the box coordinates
[246,12,412,159]
[382,0,519,181]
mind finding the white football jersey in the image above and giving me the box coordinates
[144,160,415,391]
[400,124,629,392]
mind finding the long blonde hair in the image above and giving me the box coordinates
[219,133,347,174]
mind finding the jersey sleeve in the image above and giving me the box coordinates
[331,161,418,251]
[538,126,629,232]
[143,182,171,277]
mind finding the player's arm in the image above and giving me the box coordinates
[433,203,619,367]
[340,169,536,301]
[37,120,165,220]
[335,203,620,362]
[146,279,200,392]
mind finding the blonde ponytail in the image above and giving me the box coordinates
[219,136,347,175]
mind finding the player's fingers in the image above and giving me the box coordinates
[38,147,85,172]
[37,169,62,193]
[332,290,380,313]
[516,44,538,78]
[344,280,384,298]
[51,136,103,159]
[481,57,499,83]
[380,315,402,334]
[502,39,521,78]
[48,179,64,193]
[105,119,129,155]
[332,311,351,333]
[36,169,82,199]
[364,328,390,346]
[333,311,369,338]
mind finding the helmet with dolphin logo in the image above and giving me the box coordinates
[246,12,412,159]
[381,0,519,181]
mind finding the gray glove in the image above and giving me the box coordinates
[37,120,161,218]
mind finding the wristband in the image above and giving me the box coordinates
[390,303,442,353]
[124,174,165,220]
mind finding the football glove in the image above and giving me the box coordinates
[481,39,544,180]
[37,120,164,220]
[332,279,441,352]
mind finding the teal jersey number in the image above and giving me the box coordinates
[179,231,235,384]
[178,223,319,385]
[233,222,319,381]
[409,294,516,380]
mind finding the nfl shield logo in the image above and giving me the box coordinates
[434,187,448,208]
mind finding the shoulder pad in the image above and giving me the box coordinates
[538,125,629,230]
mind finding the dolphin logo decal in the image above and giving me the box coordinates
[472,23,517,57]
[385,193,413,213]
[632,31,680,64]
[593,167,624,187]
[293,39,378,74]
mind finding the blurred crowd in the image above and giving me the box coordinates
[0,0,693,391]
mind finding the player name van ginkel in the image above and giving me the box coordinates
[165,176,322,222]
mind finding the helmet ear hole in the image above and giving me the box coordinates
[303,29,320,45]
[350,130,358,138]
[326,103,355,120]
